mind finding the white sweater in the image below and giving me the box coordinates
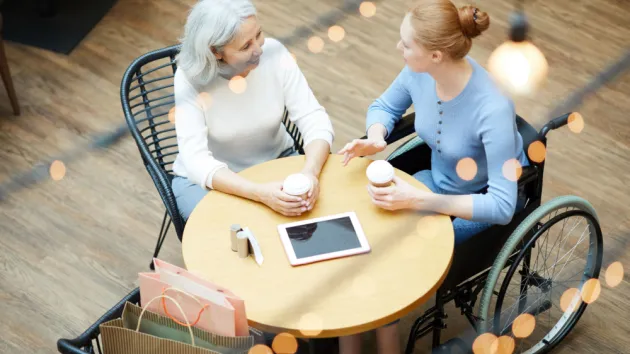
[172,38,335,189]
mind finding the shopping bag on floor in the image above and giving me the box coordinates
[139,272,237,337]
[152,258,249,336]
[99,296,254,354]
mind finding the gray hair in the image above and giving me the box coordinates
[176,0,257,85]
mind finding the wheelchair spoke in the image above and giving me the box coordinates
[550,212,570,279]
[539,213,580,280]
[482,207,602,353]
[539,209,559,278]
[547,225,590,283]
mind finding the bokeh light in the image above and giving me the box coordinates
[196,92,213,110]
[512,313,535,338]
[502,159,523,182]
[456,157,478,181]
[493,335,515,354]
[299,313,323,336]
[168,107,176,124]
[272,333,298,354]
[567,112,584,133]
[581,278,601,304]
[359,2,376,17]
[527,141,546,163]
[248,344,273,354]
[229,76,247,94]
[605,261,624,288]
[560,287,581,312]
[307,36,325,53]
[473,332,498,354]
[328,25,346,42]
[50,160,66,181]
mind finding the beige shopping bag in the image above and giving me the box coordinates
[99,295,254,354]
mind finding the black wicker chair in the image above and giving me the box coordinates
[57,288,141,354]
[121,45,304,269]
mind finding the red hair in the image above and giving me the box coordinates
[408,0,490,59]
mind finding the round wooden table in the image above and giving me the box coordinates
[182,154,454,339]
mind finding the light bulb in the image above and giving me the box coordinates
[487,11,548,96]
[488,40,548,96]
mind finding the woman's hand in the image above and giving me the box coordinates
[256,182,308,216]
[367,176,427,211]
[338,138,387,166]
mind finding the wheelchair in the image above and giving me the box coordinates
[378,112,603,353]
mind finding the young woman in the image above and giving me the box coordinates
[172,0,335,221]
[338,0,528,352]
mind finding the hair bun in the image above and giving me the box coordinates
[458,5,490,39]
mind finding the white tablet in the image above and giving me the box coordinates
[277,212,371,266]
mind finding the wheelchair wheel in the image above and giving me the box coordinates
[477,195,603,353]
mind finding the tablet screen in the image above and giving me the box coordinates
[285,216,362,259]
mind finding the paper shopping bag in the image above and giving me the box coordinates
[139,272,237,337]
[153,258,249,336]
[100,299,254,354]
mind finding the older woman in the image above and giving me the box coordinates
[171,0,334,221]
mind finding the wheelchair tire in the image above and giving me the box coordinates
[477,195,603,353]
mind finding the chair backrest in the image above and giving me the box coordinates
[122,45,180,179]
[121,45,185,238]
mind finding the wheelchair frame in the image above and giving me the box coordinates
[379,112,603,353]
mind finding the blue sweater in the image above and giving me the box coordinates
[366,57,529,225]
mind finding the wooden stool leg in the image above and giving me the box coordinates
[0,36,20,116]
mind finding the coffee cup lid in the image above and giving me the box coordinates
[283,173,312,195]
[366,160,395,184]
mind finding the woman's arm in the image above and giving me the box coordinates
[366,66,414,138]
[368,176,474,220]
[277,43,334,176]
[173,71,229,190]
[300,140,331,178]
[210,168,263,202]
[337,68,413,165]
[412,193,474,220]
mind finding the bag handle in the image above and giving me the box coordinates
[138,294,196,347]
[160,287,209,327]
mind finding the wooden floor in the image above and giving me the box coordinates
[0,0,628,353]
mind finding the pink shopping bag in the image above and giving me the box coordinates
[138,272,237,337]
[152,258,250,337]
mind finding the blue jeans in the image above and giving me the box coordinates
[413,169,525,245]
[172,146,300,221]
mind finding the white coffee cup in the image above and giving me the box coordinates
[282,173,312,200]
[366,160,395,187]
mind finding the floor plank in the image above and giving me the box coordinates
[0,0,628,352]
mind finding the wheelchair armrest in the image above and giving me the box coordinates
[360,113,416,144]
[385,113,416,145]
[518,165,538,187]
